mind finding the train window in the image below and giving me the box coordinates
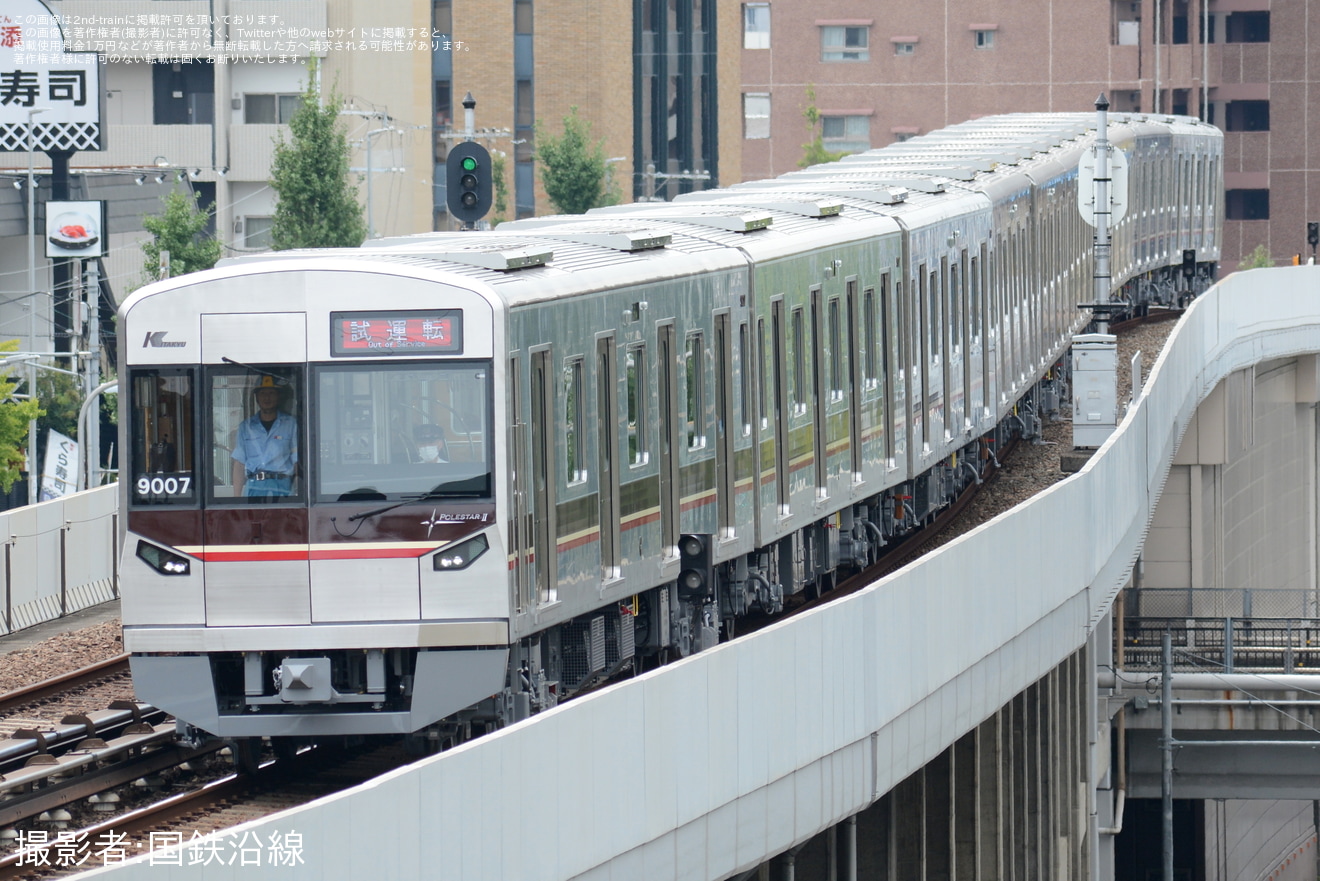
[625,345,648,466]
[129,368,196,507]
[791,308,806,415]
[685,333,706,449]
[862,288,877,389]
[564,358,586,484]
[208,365,304,505]
[828,297,843,399]
[757,317,769,429]
[739,323,752,437]
[310,361,493,503]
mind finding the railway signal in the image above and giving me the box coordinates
[447,140,492,225]
[677,534,714,603]
[1308,221,1318,263]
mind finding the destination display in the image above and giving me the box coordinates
[330,310,464,356]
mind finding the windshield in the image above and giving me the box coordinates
[313,361,493,503]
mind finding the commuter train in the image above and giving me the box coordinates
[118,112,1222,744]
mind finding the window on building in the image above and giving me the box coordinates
[151,61,214,126]
[434,80,452,128]
[244,94,300,125]
[244,217,273,250]
[516,80,534,128]
[514,0,533,34]
[1225,100,1269,132]
[821,25,869,61]
[894,42,915,55]
[1225,189,1269,221]
[432,0,451,34]
[973,29,995,49]
[892,130,916,143]
[744,3,770,49]
[823,115,870,153]
[743,93,770,139]
[1225,11,1269,43]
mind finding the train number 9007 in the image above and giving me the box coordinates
[135,473,193,499]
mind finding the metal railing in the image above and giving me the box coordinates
[1123,616,1320,673]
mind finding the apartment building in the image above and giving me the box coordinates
[432,0,740,227]
[740,0,1318,269]
[0,0,433,357]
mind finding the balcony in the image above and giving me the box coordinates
[0,124,213,172]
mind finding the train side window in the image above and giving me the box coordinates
[739,322,752,437]
[863,287,877,390]
[625,344,648,466]
[564,357,586,484]
[791,307,806,415]
[685,332,706,450]
[828,296,843,400]
[129,368,196,506]
[757,317,769,429]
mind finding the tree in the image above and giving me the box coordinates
[799,85,845,169]
[269,80,367,250]
[140,189,222,281]
[535,107,615,215]
[1237,244,1273,270]
[490,149,510,226]
[0,341,43,492]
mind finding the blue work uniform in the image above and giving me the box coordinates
[232,411,299,497]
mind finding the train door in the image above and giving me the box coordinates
[596,336,620,580]
[509,355,533,613]
[657,323,680,555]
[917,264,930,452]
[530,348,557,604]
[810,287,828,494]
[942,255,958,438]
[771,299,789,514]
[714,313,735,537]
[846,279,862,478]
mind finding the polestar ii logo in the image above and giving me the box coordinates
[142,331,186,348]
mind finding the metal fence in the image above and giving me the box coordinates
[1123,587,1320,620]
[0,484,118,636]
[1123,615,1320,673]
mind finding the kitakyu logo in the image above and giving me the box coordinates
[142,331,186,349]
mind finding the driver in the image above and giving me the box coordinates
[231,375,298,498]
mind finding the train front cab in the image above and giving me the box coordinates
[119,266,512,739]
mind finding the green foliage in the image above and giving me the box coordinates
[1237,244,1274,270]
[491,150,510,226]
[0,341,42,492]
[140,189,222,281]
[799,85,845,169]
[35,369,79,442]
[269,78,368,250]
[534,107,613,215]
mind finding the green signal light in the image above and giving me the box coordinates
[461,156,478,172]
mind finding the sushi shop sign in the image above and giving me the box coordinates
[46,199,103,256]
[0,0,102,153]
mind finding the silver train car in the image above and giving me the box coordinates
[118,112,1222,743]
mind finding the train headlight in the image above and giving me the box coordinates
[432,534,489,571]
[136,540,191,576]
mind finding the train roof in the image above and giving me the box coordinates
[176,110,1222,314]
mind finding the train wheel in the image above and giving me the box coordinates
[231,737,263,774]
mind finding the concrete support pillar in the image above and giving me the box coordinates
[953,731,977,880]
[894,770,925,881]
[978,710,1004,880]
[1026,683,1043,880]
[1011,694,1028,881]
[925,751,952,879]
